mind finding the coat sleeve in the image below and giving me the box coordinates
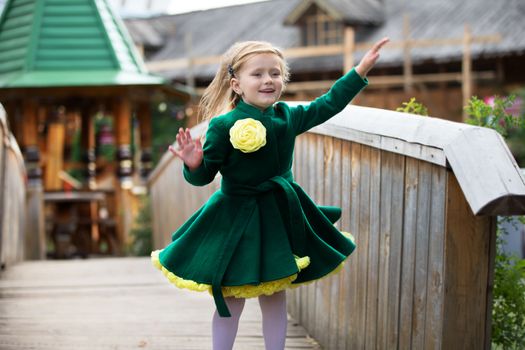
[289,68,368,135]
[183,117,230,186]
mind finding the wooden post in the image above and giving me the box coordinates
[79,105,99,252]
[44,112,66,191]
[343,26,355,74]
[403,14,413,93]
[113,98,133,184]
[443,174,494,350]
[81,106,97,189]
[21,99,45,260]
[137,102,153,181]
[22,100,38,147]
[22,99,42,183]
[462,24,472,121]
[44,123,65,190]
[112,98,134,254]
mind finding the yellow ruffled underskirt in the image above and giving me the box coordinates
[151,250,311,298]
[343,231,355,244]
[151,231,354,298]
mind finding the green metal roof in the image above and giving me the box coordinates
[0,0,165,89]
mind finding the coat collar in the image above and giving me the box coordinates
[235,100,276,117]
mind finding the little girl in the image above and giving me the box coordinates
[152,38,389,350]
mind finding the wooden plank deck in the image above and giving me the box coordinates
[0,257,321,350]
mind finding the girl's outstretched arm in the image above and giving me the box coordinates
[169,128,203,171]
[355,37,390,78]
[287,37,389,135]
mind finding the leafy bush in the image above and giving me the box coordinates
[491,217,525,349]
[464,95,522,138]
[395,97,428,116]
[465,95,525,167]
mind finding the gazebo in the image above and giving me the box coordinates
[0,0,190,259]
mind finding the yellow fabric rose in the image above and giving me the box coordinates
[229,118,267,153]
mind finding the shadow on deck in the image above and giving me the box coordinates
[0,257,320,350]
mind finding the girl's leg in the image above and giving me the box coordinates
[212,297,246,350]
[258,291,287,350]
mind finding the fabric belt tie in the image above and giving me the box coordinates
[212,170,306,317]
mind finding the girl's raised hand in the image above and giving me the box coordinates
[355,37,390,78]
[169,128,203,171]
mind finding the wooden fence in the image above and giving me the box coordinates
[146,18,500,120]
[148,105,525,349]
[0,104,26,268]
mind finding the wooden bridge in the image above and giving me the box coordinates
[0,257,320,349]
[2,103,525,349]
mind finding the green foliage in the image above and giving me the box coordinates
[491,217,525,349]
[128,195,153,256]
[396,97,428,116]
[67,128,85,182]
[151,102,186,166]
[464,94,525,167]
[464,95,523,138]
[508,89,525,167]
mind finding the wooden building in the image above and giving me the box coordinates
[124,0,525,123]
[0,0,189,259]
[148,105,525,349]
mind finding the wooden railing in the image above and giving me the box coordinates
[148,105,525,349]
[0,104,27,268]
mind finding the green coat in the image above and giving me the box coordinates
[154,68,367,317]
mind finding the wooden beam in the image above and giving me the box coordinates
[113,98,132,147]
[0,85,183,102]
[353,34,501,51]
[145,34,502,73]
[285,44,343,58]
[282,71,496,93]
[81,106,97,189]
[462,24,473,121]
[21,99,42,182]
[343,27,355,73]
[112,98,133,184]
[195,71,496,96]
[22,100,38,148]
[146,45,346,72]
[44,122,65,190]
[111,98,133,255]
[196,71,496,95]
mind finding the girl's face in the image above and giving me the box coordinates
[230,53,284,110]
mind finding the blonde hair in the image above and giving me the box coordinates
[199,41,290,122]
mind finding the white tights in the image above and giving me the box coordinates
[212,290,287,350]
